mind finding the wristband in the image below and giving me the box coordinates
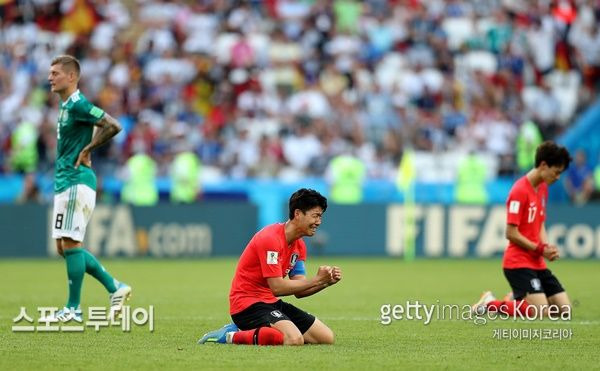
[535,242,547,256]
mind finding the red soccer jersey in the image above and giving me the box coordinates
[502,176,548,269]
[229,223,307,315]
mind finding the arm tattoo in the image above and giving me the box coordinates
[86,113,122,152]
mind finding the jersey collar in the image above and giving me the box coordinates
[61,89,80,107]
[525,174,543,193]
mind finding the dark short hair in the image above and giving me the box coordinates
[288,188,327,219]
[535,141,572,170]
[51,55,81,77]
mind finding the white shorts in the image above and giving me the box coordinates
[52,184,96,242]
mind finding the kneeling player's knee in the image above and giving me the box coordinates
[321,329,335,345]
[284,333,304,346]
[558,303,571,314]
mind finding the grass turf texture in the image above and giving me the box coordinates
[1,258,598,370]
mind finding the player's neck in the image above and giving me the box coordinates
[283,220,301,245]
[58,85,78,102]
[526,169,543,188]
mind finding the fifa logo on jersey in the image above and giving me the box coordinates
[509,201,520,214]
[266,251,278,265]
[530,278,542,291]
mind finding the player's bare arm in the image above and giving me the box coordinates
[292,266,342,298]
[506,224,558,261]
[75,113,122,168]
[540,224,559,261]
[267,265,332,296]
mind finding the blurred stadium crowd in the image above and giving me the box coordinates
[1,0,600,188]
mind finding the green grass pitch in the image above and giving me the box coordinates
[1,258,598,370]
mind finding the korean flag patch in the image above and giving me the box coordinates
[267,251,278,265]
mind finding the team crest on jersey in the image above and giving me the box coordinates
[530,278,542,291]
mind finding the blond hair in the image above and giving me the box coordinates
[51,55,81,78]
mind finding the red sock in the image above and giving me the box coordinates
[487,299,533,316]
[232,327,284,345]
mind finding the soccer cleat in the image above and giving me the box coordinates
[471,291,496,315]
[198,323,239,344]
[109,282,132,319]
[54,307,83,323]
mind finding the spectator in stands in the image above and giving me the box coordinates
[516,120,543,174]
[326,150,366,204]
[592,155,600,202]
[10,119,38,174]
[1,0,599,203]
[121,150,158,206]
[170,149,201,204]
[455,150,488,204]
[564,149,594,205]
[531,81,561,139]
[16,172,43,204]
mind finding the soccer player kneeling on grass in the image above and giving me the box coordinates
[473,141,572,319]
[199,188,342,345]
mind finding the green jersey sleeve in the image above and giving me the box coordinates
[71,98,105,124]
